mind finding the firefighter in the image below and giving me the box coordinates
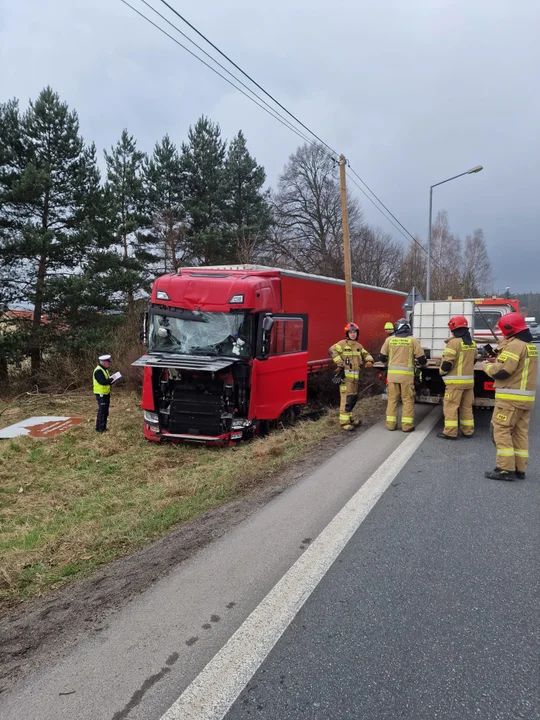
[380,319,427,432]
[384,321,394,337]
[437,316,477,440]
[93,354,114,433]
[482,312,538,481]
[330,322,374,431]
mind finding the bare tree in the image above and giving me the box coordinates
[429,211,463,299]
[350,225,404,288]
[267,143,362,278]
[462,229,492,296]
[395,238,427,295]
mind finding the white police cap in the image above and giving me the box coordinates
[99,354,111,361]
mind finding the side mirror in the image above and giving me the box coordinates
[260,314,274,359]
[262,316,274,332]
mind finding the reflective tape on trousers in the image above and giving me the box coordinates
[496,448,515,456]
[443,375,474,383]
[495,390,535,402]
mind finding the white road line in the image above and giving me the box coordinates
[160,408,442,720]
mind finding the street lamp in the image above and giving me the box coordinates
[426,165,483,301]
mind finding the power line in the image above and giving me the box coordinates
[119,0,315,148]
[120,0,428,265]
[345,171,421,250]
[347,165,426,253]
[134,0,320,149]
[154,0,339,158]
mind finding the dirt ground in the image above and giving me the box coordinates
[0,402,384,694]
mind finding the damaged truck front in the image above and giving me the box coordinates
[133,268,308,445]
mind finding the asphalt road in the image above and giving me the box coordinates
[224,405,540,720]
[2,396,539,720]
[0,405,431,720]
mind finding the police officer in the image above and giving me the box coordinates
[330,322,374,431]
[483,313,538,480]
[437,316,477,440]
[380,319,427,432]
[93,354,114,433]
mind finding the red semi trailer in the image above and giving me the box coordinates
[133,265,405,444]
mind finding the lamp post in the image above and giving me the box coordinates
[426,165,483,301]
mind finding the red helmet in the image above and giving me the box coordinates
[497,312,528,338]
[448,315,468,331]
[344,322,359,336]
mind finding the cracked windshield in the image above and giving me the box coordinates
[149,312,252,357]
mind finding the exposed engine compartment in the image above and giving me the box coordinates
[154,363,251,438]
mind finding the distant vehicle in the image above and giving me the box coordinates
[527,320,540,342]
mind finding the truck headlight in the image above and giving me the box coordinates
[144,410,159,424]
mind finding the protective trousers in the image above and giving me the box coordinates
[386,381,415,432]
[339,378,358,426]
[442,387,474,437]
[491,402,531,472]
[95,394,110,432]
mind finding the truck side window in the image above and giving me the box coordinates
[269,318,304,355]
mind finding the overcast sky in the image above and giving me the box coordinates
[1,0,539,291]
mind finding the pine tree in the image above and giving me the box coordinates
[0,87,90,374]
[144,134,187,273]
[181,116,228,264]
[104,129,151,304]
[224,130,270,263]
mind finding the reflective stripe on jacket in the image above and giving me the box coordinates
[330,339,374,378]
[484,338,538,408]
[380,335,424,383]
[440,337,477,387]
[93,366,111,395]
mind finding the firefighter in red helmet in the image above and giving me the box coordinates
[437,315,477,440]
[482,312,538,480]
[330,322,374,431]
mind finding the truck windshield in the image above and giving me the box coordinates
[148,311,252,358]
[474,310,501,331]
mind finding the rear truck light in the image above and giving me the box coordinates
[156,290,170,300]
[144,410,159,424]
[484,381,495,391]
[228,294,244,304]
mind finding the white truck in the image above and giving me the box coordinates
[410,299,517,408]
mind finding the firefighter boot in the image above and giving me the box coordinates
[485,468,517,481]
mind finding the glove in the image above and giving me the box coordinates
[332,368,345,384]
[365,361,373,368]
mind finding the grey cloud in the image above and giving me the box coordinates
[1,0,538,289]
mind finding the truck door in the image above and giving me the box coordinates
[249,314,308,420]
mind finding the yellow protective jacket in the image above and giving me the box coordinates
[380,335,425,383]
[484,337,538,409]
[330,339,374,382]
[440,337,477,388]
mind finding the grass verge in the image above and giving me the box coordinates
[0,391,382,609]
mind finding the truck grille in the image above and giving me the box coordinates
[168,391,223,436]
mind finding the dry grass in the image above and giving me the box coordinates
[0,390,382,608]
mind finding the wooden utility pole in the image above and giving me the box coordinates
[339,154,354,323]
